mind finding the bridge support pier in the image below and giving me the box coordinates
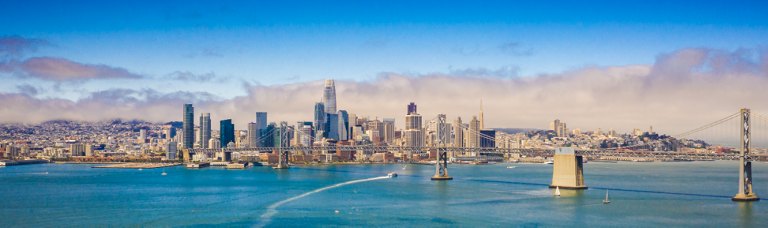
[431,148,452,181]
[550,147,587,189]
[273,150,289,169]
[733,108,759,202]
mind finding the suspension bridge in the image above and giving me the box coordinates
[181,108,766,202]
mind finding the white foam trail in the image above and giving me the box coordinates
[256,176,389,228]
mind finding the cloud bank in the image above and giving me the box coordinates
[1,36,141,81]
[1,47,767,135]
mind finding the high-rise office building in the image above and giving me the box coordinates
[182,104,194,149]
[383,118,396,145]
[255,112,267,129]
[326,113,339,140]
[407,102,417,115]
[453,117,464,147]
[468,116,480,148]
[138,129,147,144]
[323,79,337,114]
[166,142,177,160]
[314,102,326,138]
[550,119,568,137]
[199,113,211,149]
[479,129,496,148]
[248,122,258,147]
[337,110,349,141]
[220,119,235,148]
[404,103,423,147]
[296,121,313,146]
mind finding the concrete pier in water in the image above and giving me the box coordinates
[549,147,587,189]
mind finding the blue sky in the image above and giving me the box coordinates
[2,0,768,135]
[2,0,767,99]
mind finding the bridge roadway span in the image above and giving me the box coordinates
[187,146,752,161]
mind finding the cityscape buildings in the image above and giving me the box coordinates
[182,104,194,149]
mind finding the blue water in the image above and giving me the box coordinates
[1,161,766,227]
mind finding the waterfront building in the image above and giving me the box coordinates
[69,143,85,157]
[323,79,337,114]
[182,104,194,149]
[220,119,235,148]
[166,142,177,160]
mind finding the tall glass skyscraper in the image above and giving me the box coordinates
[220,119,235,148]
[313,102,326,138]
[323,79,337,114]
[337,110,349,141]
[199,113,211,149]
[326,113,339,140]
[182,104,194,149]
[254,112,267,146]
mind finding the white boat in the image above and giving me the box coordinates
[554,186,561,197]
[387,172,398,178]
[506,166,516,169]
[544,160,554,165]
[603,190,611,204]
[161,170,167,176]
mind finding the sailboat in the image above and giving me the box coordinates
[603,190,611,204]
[554,186,561,197]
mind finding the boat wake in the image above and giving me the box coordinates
[255,176,389,227]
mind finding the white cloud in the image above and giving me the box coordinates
[1,48,767,137]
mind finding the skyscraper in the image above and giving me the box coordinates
[314,102,326,138]
[404,102,424,147]
[407,102,417,115]
[220,119,235,148]
[337,110,349,141]
[453,117,464,147]
[326,113,339,140]
[479,129,496,148]
[468,116,480,148]
[199,113,211,149]
[248,122,258,147]
[383,118,396,145]
[182,104,194,149]
[323,79,337,114]
[254,112,267,146]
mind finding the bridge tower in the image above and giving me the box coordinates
[273,126,292,169]
[733,108,759,201]
[550,147,587,189]
[431,147,453,180]
[273,149,289,169]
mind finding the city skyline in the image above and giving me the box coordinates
[1,1,768,134]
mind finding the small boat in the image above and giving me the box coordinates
[334,210,340,214]
[603,190,611,204]
[544,160,554,165]
[387,172,398,178]
[554,186,561,197]
[506,166,516,169]
[161,170,167,176]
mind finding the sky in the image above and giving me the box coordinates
[1,0,768,137]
